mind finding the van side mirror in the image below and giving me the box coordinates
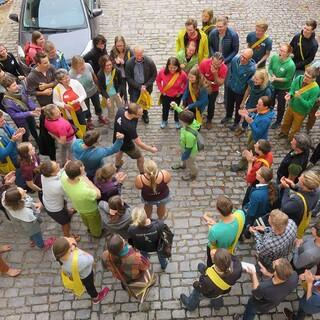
[9,13,19,23]
[92,9,103,18]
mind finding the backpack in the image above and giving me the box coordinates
[185,127,205,151]
[23,42,33,66]
[157,224,174,258]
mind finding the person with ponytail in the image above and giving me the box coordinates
[128,207,168,270]
[134,159,171,219]
[243,167,278,238]
[52,237,109,303]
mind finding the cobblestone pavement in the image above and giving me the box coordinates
[0,0,320,319]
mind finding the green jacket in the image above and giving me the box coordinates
[173,105,201,156]
[176,49,198,73]
[289,75,320,116]
[268,55,296,90]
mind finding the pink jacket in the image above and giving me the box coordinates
[156,68,188,98]
[26,43,43,65]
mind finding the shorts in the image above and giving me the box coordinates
[141,194,171,206]
[46,207,71,225]
[124,144,142,159]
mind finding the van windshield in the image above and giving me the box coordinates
[23,0,87,31]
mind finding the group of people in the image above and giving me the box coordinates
[0,6,319,320]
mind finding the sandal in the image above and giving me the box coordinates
[43,237,56,251]
[5,268,21,277]
[29,240,35,247]
[171,163,185,170]
[0,244,12,254]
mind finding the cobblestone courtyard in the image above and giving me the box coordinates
[0,0,320,319]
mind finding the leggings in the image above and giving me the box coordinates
[81,271,98,298]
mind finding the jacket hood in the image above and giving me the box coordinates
[189,119,201,131]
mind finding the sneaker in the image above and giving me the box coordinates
[171,163,186,170]
[175,121,181,129]
[278,132,288,139]
[230,164,242,172]
[43,237,56,251]
[181,174,196,181]
[142,112,149,124]
[220,117,232,124]
[271,121,280,129]
[228,123,239,131]
[233,314,242,320]
[92,287,110,304]
[160,121,168,129]
[98,115,109,125]
[205,122,213,130]
[180,294,191,310]
[283,307,294,320]
[86,120,94,130]
[216,93,224,104]
[235,127,245,137]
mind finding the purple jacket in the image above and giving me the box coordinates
[3,88,38,127]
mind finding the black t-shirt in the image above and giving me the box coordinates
[0,53,23,77]
[127,219,164,252]
[251,272,298,312]
[113,107,138,152]
[277,150,309,183]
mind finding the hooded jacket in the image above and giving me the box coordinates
[83,46,108,74]
[250,109,274,141]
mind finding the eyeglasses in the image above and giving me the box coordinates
[241,55,249,61]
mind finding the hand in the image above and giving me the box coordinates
[31,110,41,117]
[280,176,290,189]
[16,127,26,135]
[295,238,303,248]
[38,83,48,91]
[253,225,265,232]
[201,213,216,226]
[249,226,257,234]
[210,248,217,260]
[304,270,314,284]
[270,75,276,82]
[11,132,24,142]
[116,132,124,140]
[238,108,249,116]
[180,63,186,69]
[64,104,73,112]
[43,88,53,96]
[283,177,295,188]
[34,202,42,211]
[284,93,291,101]
[0,244,12,253]
[150,145,158,153]
[115,172,127,183]
[4,171,16,185]
[258,261,269,276]
[239,103,245,110]
[141,85,146,92]
[18,76,25,81]
[66,237,77,247]
[295,91,301,98]
[315,111,320,118]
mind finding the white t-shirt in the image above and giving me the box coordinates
[41,174,65,212]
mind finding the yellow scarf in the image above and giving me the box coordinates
[158,72,180,105]
[294,81,318,97]
[189,82,202,124]
[296,192,311,239]
[206,265,231,290]
[250,34,268,49]
[0,141,15,174]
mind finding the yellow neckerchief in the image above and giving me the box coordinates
[294,81,318,97]
[158,72,180,105]
[61,248,85,297]
[106,68,116,94]
[250,34,269,49]
[3,94,29,111]
[296,192,311,239]
[202,24,215,33]
[205,265,231,291]
[189,82,202,124]
[127,50,131,60]
[299,34,311,69]
[0,141,15,174]
[56,85,86,139]
[255,157,270,168]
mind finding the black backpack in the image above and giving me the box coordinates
[157,223,174,258]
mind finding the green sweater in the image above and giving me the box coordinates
[173,105,200,156]
[176,49,198,73]
[289,75,320,116]
[268,55,296,90]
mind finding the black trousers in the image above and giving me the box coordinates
[161,95,181,122]
[273,88,287,124]
[22,116,39,146]
[81,271,98,298]
[310,143,320,165]
[226,89,244,124]
[206,246,213,267]
[85,91,102,118]
[207,91,219,122]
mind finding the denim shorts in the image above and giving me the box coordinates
[141,194,171,206]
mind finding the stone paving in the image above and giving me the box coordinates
[0,0,320,319]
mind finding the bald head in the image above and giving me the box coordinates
[240,48,253,64]
[134,46,144,62]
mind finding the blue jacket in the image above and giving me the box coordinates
[182,85,208,113]
[244,185,270,217]
[49,50,70,71]
[228,55,256,94]
[246,80,273,109]
[71,138,123,178]
[208,27,239,64]
[0,123,18,166]
[250,109,274,142]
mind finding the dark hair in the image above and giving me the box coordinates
[31,31,43,45]
[257,139,271,155]
[211,52,224,61]
[306,19,317,30]
[65,160,83,180]
[185,18,197,29]
[179,109,194,125]
[164,57,181,75]
[93,34,106,47]
[83,130,100,147]
[214,248,232,273]
[17,142,33,165]
[258,167,277,206]
[106,234,125,266]
[294,133,311,151]
[260,96,272,108]
[4,187,24,210]
[108,195,126,217]
[39,160,55,177]
[1,75,15,89]
[52,237,70,261]
[274,258,294,281]
[313,220,320,237]
[216,195,233,217]
[34,52,48,64]
[99,54,112,69]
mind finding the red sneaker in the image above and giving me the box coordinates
[86,120,94,130]
[92,287,110,304]
[43,237,56,251]
[98,116,109,125]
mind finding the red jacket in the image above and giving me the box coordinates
[246,152,273,185]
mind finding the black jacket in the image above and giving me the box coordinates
[290,31,318,71]
[0,52,24,77]
[97,67,122,99]
[125,56,157,93]
[83,47,108,75]
[109,47,134,72]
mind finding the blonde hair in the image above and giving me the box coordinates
[254,69,269,89]
[44,40,55,53]
[71,55,85,69]
[256,20,269,31]
[269,209,288,232]
[131,207,147,226]
[301,171,320,190]
[202,8,215,24]
[144,159,158,193]
[43,104,59,119]
[95,163,116,183]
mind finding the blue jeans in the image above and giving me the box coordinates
[141,250,168,270]
[30,232,44,248]
[243,297,258,320]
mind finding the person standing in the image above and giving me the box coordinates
[125,46,157,124]
[290,20,318,76]
[156,57,187,129]
[176,18,209,63]
[268,44,296,129]
[198,52,228,129]
[0,44,25,78]
[24,31,45,66]
[247,21,272,69]
[176,41,199,74]
[201,9,216,36]
[44,41,69,71]
[113,103,157,174]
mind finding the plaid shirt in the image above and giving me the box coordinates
[104,247,150,283]
[255,219,297,270]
